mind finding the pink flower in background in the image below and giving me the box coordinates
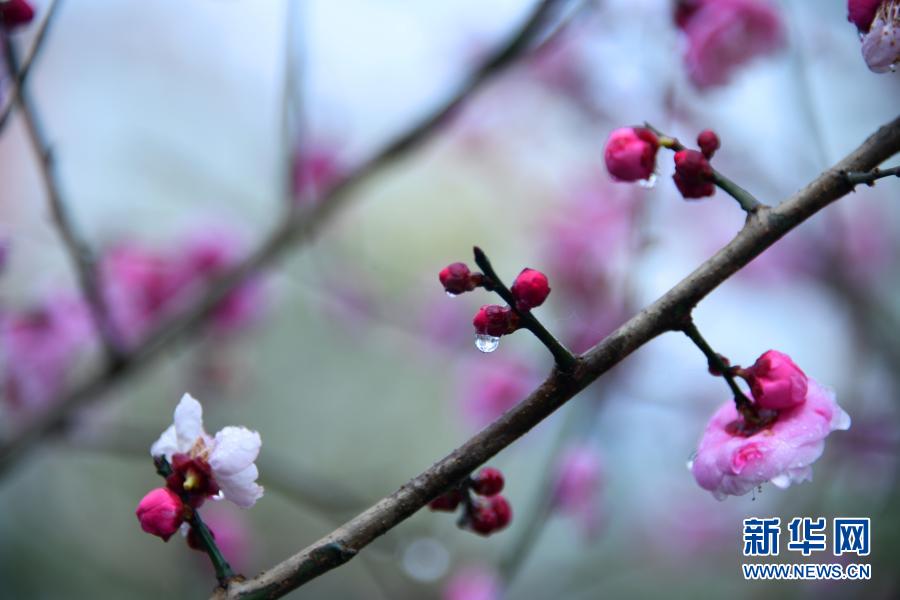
[180,229,266,335]
[678,0,784,89]
[1,294,91,413]
[196,503,252,569]
[859,2,900,73]
[459,360,535,428]
[443,565,502,600]
[101,227,265,344]
[101,242,188,344]
[552,444,605,537]
[691,379,850,500]
[541,177,635,352]
[292,144,343,206]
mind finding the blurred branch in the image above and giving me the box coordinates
[1,27,125,361]
[0,0,61,131]
[0,0,580,478]
[211,117,900,600]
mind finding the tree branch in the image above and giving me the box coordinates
[843,164,900,187]
[2,28,125,361]
[211,115,900,600]
[0,0,62,131]
[0,0,578,477]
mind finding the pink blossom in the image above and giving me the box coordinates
[742,350,807,411]
[459,360,535,428]
[690,379,850,500]
[680,0,784,89]
[1,295,91,413]
[604,127,659,182]
[551,444,605,537]
[860,1,900,73]
[443,565,502,600]
[136,487,185,541]
[101,228,265,345]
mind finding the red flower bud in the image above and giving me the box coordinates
[469,503,500,536]
[672,149,715,199]
[604,127,659,182]
[439,262,480,296]
[489,495,512,530]
[0,0,34,29]
[428,489,463,512]
[473,305,519,337]
[471,467,505,497]
[510,268,550,310]
[697,129,720,159]
[743,350,808,410]
[848,0,882,32]
[136,488,185,541]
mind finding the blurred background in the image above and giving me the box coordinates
[1,0,899,598]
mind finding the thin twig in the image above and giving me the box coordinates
[154,457,235,585]
[843,165,900,187]
[0,0,578,478]
[0,0,62,131]
[644,122,765,213]
[2,30,124,361]
[473,246,577,371]
[680,319,755,416]
[211,116,900,600]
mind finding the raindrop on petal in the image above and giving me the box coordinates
[446,291,459,298]
[638,173,657,189]
[475,334,500,353]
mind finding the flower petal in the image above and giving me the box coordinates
[174,393,205,450]
[150,424,178,459]
[209,426,261,477]
[217,464,264,508]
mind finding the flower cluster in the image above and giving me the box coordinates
[429,467,512,536]
[849,0,900,73]
[136,394,263,541]
[690,351,850,500]
[102,228,265,346]
[674,0,784,89]
[439,259,551,353]
[604,128,720,200]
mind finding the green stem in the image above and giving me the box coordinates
[472,247,577,372]
[153,458,235,585]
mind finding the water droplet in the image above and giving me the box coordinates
[445,291,458,298]
[475,334,500,353]
[686,451,697,471]
[891,61,897,73]
[638,173,657,189]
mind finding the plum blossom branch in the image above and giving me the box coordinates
[211,116,900,600]
[644,122,764,213]
[154,457,235,585]
[1,28,124,361]
[843,164,900,186]
[0,0,61,131]
[473,246,577,371]
[679,319,762,424]
[0,0,578,478]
